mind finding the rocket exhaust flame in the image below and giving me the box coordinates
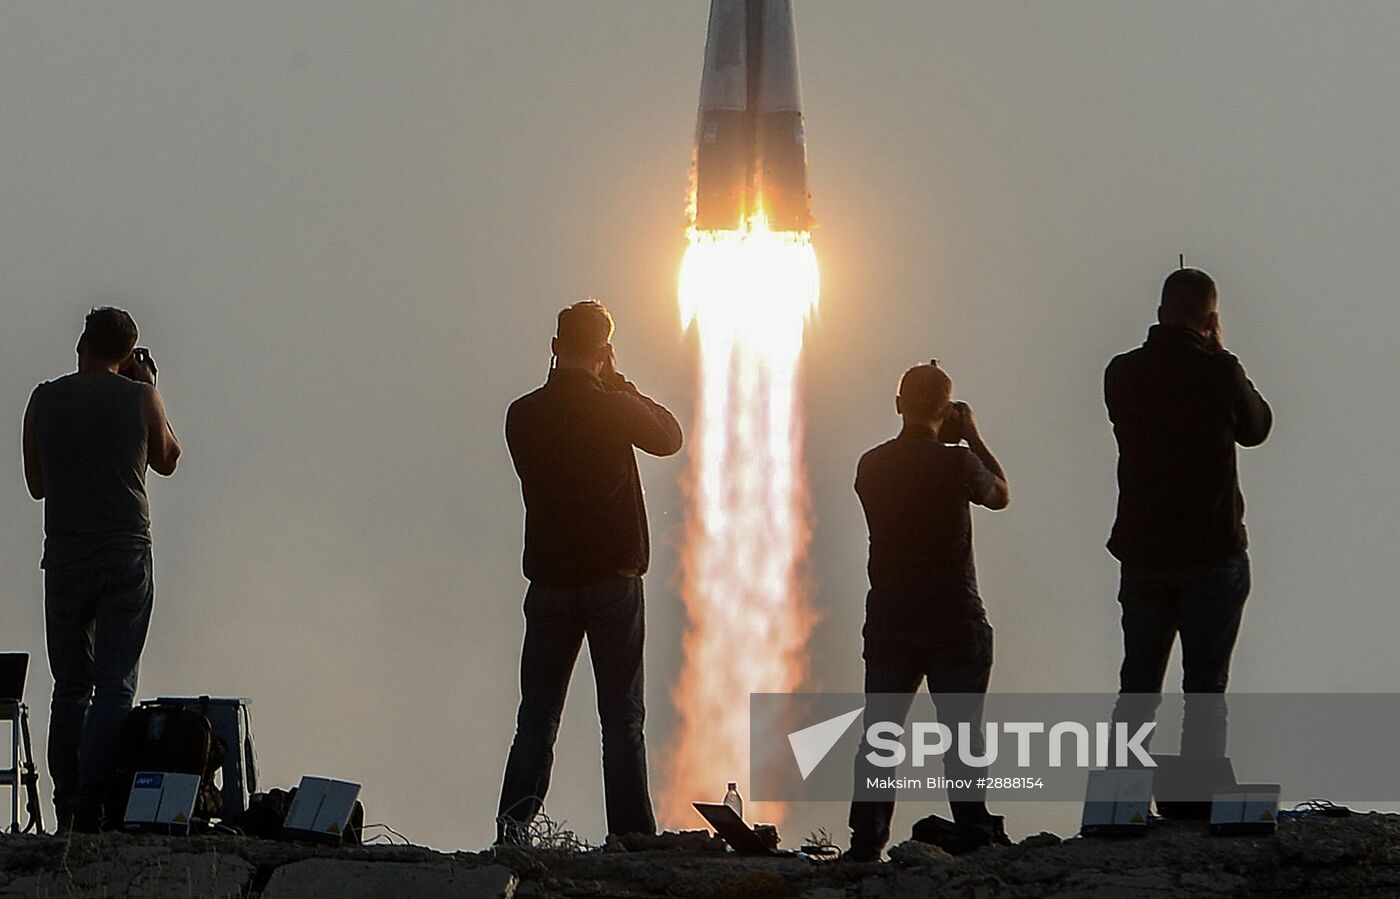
[664,216,819,828]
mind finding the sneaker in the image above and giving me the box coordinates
[975,814,1012,849]
[73,805,103,834]
[494,817,530,847]
[53,806,77,833]
[840,845,881,863]
[911,813,1009,855]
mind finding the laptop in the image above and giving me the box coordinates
[692,803,776,856]
[0,653,28,703]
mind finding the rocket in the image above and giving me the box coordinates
[693,0,812,233]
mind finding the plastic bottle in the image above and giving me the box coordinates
[723,782,743,820]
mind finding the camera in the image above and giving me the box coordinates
[130,347,158,383]
[937,403,966,444]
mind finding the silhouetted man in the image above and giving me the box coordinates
[22,307,181,830]
[497,300,682,842]
[1106,269,1272,760]
[845,361,1010,862]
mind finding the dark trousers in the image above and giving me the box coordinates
[849,619,994,853]
[44,547,154,812]
[497,576,656,839]
[1112,553,1250,759]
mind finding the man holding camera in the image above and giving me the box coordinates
[845,361,1010,862]
[497,299,683,843]
[21,307,181,830]
[1106,268,1272,759]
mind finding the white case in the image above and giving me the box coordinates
[283,775,361,843]
[1210,783,1280,834]
[1081,768,1153,835]
[124,771,201,834]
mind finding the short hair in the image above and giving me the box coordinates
[1160,268,1217,327]
[898,361,953,417]
[83,307,139,362]
[555,299,614,355]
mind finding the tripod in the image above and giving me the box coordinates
[5,704,44,834]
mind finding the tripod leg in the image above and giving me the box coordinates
[18,706,44,835]
[9,708,16,833]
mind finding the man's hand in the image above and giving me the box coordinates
[939,401,980,444]
[599,345,634,393]
[1207,317,1225,352]
[119,353,156,385]
[954,401,982,441]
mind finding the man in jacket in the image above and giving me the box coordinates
[497,299,683,843]
[1106,268,1272,760]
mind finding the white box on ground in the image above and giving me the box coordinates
[1210,783,1280,835]
[283,775,360,843]
[124,771,201,834]
[1081,768,1153,835]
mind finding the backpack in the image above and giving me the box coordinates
[109,703,227,824]
[232,787,297,839]
[233,787,366,845]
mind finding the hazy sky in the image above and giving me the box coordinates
[4,1,1399,849]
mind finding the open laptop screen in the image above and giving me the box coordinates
[0,653,28,703]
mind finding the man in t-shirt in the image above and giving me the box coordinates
[22,307,182,830]
[845,361,1010,862]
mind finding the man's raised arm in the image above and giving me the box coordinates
[615,386,683,457]
[21,390,43,500]
[1229,355,1272,448]
[957,402,1010,511]
[603,368,683,457]
[142,385,182,476]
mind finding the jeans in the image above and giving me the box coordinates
[44,547,154,812]
[497,576,656,839]
[1112,553,1250,759]
[849,617,994,853]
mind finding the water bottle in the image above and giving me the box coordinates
[723,782,743,820]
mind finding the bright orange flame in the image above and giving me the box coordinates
[663,214,819,827]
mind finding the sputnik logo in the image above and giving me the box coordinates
[787,707,864,780]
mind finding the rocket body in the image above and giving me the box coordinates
[694,0,812,233]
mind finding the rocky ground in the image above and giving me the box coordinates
[3,813,1400,897]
